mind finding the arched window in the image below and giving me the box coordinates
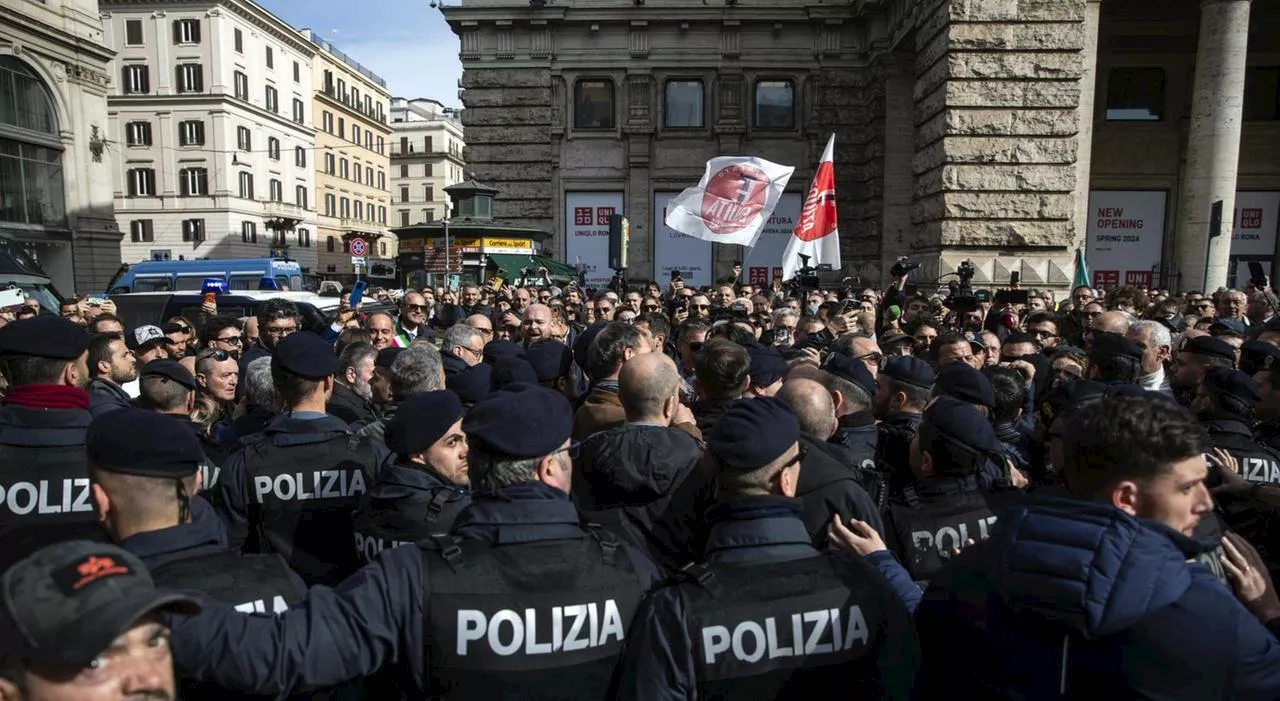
[0,56,66,227]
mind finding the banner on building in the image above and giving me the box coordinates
[741,193,802,287]
[664,157,795,247]
[1229,191,1280,288]
[653,192,713,288]
[565,192,623,288]
[1085,190,1167,288]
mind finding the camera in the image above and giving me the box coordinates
[946,260,980,313]
[890,257,921,279]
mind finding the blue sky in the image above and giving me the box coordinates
[260,0,463,106]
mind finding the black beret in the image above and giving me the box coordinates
[491,356,538,393]
[1241,340,1280,374]
[1203,366,1261,407]
[447,363,492,406]
[572,322,607,370]
[1182,335,1237,364]
[707,397,800,471]
[375,347,404,369]
[881,355,934,389]
[87,408,202,478]
[524,342,574,383]
[1039,378,1106,427]
[483,339,526,365]
[934,362,995,409]
[272,332,338,379]
[0,315,89,359]
[821,352,876,398]
[1210,318,1247,337]
[748,344,788,389]
[921,395,1001,456]
[880,332,913,348]
[385,390,464,456]
[1089,331,1144,361]
[126,325,168,352]
[140,359,196,391]
[463,384,573,459]
[1002,331,1038,347]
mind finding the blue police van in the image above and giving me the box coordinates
[105,258,304,294]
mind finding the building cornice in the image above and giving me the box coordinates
[442,5,873,25]
[0,10,116,65]
[100,0,317,57]
[108,93,317,138]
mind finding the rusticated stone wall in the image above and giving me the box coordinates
[907,0,1093,288]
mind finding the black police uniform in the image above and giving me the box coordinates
[1204,412,1280,486]
[883,475,998,584]
[876,411,923,500]
[213,333,390,586]
[351,460,470,564]
[617,496,918,700]
[169,386,666,700]
[215,414,387,585]
[831,411,878,462]
[795,434,884,547]
[0,317,104,572]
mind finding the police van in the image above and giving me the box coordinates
[109,290,350,332]
[105,258,304,294]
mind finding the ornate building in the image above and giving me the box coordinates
[101,0,319,274]
[0,0,119,295]
[446,0,1280,293]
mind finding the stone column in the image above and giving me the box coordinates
[910,0,1090,291]
[1071,0,1102,260]
[880,52,916,282]
[1175,0,1252,293]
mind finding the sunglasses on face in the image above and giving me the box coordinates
[643,305,660,312]
[406,304,429,312]
[693,304,710,310]
[215,335,244,346]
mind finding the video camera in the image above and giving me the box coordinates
[890,257,921,279]
[945,260,980,313]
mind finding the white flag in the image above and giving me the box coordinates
[783,135,841,281]
[663,156,794,247]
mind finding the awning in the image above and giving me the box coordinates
[486,254,579,283]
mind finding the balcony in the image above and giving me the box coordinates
[339,218,383,236]
[262,200,305,232]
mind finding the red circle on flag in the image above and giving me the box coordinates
[700,164,770,236]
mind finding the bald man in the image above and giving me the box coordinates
[574,352,706,569]
[777,378,885,548]
[463,313,493,340]
[521,303,553,346]
[1085,310,1133,350]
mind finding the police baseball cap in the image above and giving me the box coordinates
[0,315,89,359]
[0,541,199,670]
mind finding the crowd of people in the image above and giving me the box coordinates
[2,260,1280,699]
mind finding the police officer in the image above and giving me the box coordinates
[138,358,223,491]
[0,315,102,572]
[615,397,918,700]
[873,355,935,502]
[352,390,471,564]
[1252,342,1280,451]
[213,331,389,586]
[820,351,879,460]
[881,396,1002,585]
[0,540,199,700]
[170,384,664,699]
[1195,366,1280,487]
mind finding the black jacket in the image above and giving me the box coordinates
[326,382,375,428]
[615,497,919,701]
[796,435,885,546]
[877,411,923,499]
[352,460,471,547]
[87,377,133,417]
[574,423,707,570]
[171,483,665,697]
[691,397,736,436]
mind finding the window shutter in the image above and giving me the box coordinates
[194,66,203,92]
[192,22,201,43]
[172,20,181,45]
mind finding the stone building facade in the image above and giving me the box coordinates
[446,0,1280,293]
[303,29,394,285]
[102,0,319,273]
[0,0,119,295]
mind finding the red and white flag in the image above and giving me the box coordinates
[783,134,840,281]
[664,156,794,247]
